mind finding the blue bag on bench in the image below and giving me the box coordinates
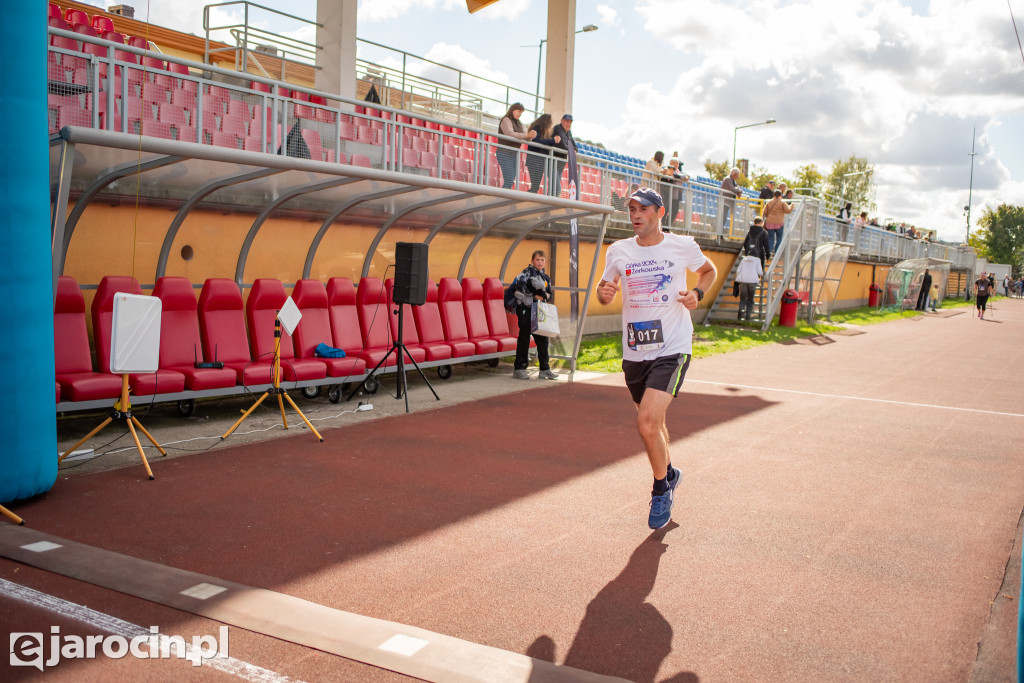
[315,343,346,358]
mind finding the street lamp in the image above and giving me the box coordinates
[732,118,776,168]
[841,169,873,207]
[966,126,976,243]
[529,24,598,114]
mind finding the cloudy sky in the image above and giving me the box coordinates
[85,0,1024,243]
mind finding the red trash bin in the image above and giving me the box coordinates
[868,283,881,307]
[779,289,800,327]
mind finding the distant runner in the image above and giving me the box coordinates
[974,271,991,319]
[596,187,717,529]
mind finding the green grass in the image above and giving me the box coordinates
[574,301,971,373]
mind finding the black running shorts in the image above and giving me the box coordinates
[622,353,692,405]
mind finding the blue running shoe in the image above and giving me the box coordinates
[648,489,673,529]
[668,465,682,493]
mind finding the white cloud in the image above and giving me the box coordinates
[596,4,619,27]
[357,0,519,22]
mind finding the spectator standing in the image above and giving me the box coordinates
[759,179,776,201]
[735,249,763,321]
[916,269,932,311]
[550,114,576,197]
[511,250,557,380]
[838,202,853,222]
[645,151,668,185]
[762,190,793,255]
[496,103,536,190]
[720,167,742,232]
[929,281,940,312]
[1003,274,1011,297]
[662,158,688,231]
[596,187,717,529]
[783,189,794,202]
[524,114,559,194]
[742,217,771,269]
[974,271,991,319]
[854,212,868,229]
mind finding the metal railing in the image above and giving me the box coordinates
[46,28,974,271]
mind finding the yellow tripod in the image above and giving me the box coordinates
[59,374,165,480]
[1,505,24,525]
[221,316,323,442]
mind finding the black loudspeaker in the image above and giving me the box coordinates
[393,242,429,306]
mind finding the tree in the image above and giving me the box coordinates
[967,228,989,257]
[748,166,776,193]
[791,163,824,195]
[823,155,876,214]
[704,159,730,182]
[976,204,1024,273]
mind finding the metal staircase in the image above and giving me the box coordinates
[702,252,769,325]
[703,202,806,328]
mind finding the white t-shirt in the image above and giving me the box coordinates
[601,233,709,361]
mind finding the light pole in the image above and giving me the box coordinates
[732,119,776,168]
[529,24,598,114]
[966,125,976,244]
[841,169,872,210]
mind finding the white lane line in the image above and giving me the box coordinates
[0,578,302,683]
[689,379,1024,418]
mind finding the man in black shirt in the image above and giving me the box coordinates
[758,179,775,201]
[550,114,576,197]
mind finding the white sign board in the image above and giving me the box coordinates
[110,293,161,374]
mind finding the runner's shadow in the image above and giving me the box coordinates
[537,528,698,682]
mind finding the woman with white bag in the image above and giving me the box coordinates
[511,250,558,380]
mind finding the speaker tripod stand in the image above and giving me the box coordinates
[346,303,439,413]
[222,316,323,442]
[59,374,165,479]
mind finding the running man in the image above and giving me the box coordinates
[596,187,718,529]
[974,271,991,319]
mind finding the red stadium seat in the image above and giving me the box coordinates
[49,3,63,19]
[434,278,477,357]
[325,277,375,366]
[152,277,237,390]
[65,8,90,28]
[53,276,122,402]
[225,98,250,119]
[300,129,327,162]
[481,277,518,351]
[57,105,92,129]
[384,279,451,362]
[354,277,400,368]
[245,279,327,382]
[410,279,459,357]
[211,131,239,149]
[197,278,272,386]
[91,15,115,33]
[140,119,172,139]
[442,278,498,354]
[220,113,248,138]
[291,280,367,378]
[92,276,186,395]
[466,278,514,352]
[376,278,427,364]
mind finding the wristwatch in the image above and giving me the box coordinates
[693,287,704,302]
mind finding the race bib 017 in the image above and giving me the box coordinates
[627,319,664,351]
